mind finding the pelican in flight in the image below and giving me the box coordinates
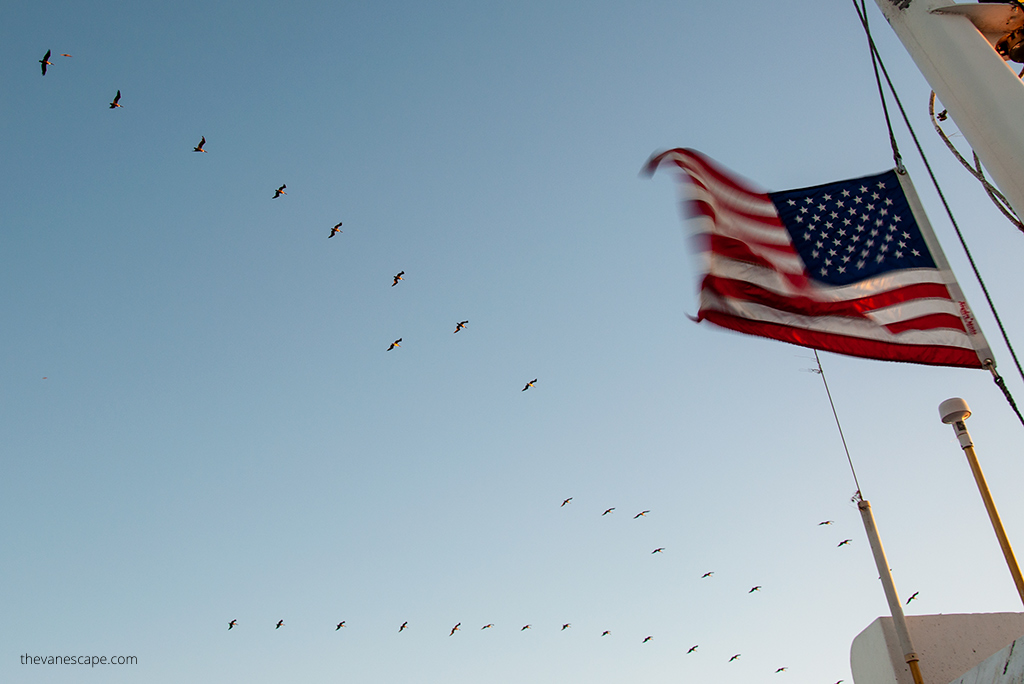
[272,184,287,198]
[776,667,788,673]
[602,507,615,516]
[906,592,919,604]
[228,619,237,630]
[643,636,653,643]
[687,645,698,653]
[634,510,649,519]
[521,624,531,631]
[701,572,714,578]
[109,90,122,108]
[399,621,408,632]
[522,379,537,391]
[193,136,207,152]
[387,338,402,351]
[40,50,53,75]
[819,520,834,526]
[601,630,610,636]
[275,620,284,629]
[561,623,571,631]
[454,320,468,333]
[730,654,741,662]
[392,271,405,286]
[838,539,852,547]
[749,585,762,593]
[449,622,461,636]
[329,222,342,238]
[561,497,572,507]
[481,624,494,630]
[652,548,665,554]
[336,621,346,630]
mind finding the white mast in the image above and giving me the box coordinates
[871,0,1024,222]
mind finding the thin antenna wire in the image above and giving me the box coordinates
[814,350,863,498]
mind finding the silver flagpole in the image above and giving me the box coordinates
[857,496,925,684]
[814,351,924,683]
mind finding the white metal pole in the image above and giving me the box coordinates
[871,0,1024,223]
[858,499,925,684]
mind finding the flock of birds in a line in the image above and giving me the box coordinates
[214,499,910,680]
[34,49,916,680]
[36,49,549,389]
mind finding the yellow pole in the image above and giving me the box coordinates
[939,398,1024,607]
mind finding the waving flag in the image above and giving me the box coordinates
[646,148,993,369]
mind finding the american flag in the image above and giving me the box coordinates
[646,148,993,369]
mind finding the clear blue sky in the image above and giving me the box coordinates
[4,1,1024,682]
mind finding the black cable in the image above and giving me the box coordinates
[814,351,864,497]
[852,0,1024,427]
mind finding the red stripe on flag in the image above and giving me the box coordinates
[884,313,968,335]
[705,236,792,271]
[703,275,959,324]
[701,310,982,368]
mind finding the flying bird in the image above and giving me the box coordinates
[391,271,404,286]
[906,592,919,604]
[481,624,494,630]
[602,507,615,516]
[561,623,571,631]
[336,621,346,630]
[634,510,650,519]
[521,624,531,631]
[40,50,53,75]
[60,53,72,57]
[818,520,834,526]
[228,620,237,630]
[652,548,665,554]
[109,90,122,108]
[776,667,788,673]
[601,630,610,636]
[730,654,741,662]
[399,621,408,632]
[453,320,468,333]
[193,136,207,152]
[522,379,537,391]
[329,222,342,238]
[272,184,286,198]
[275,620,284,629]
[687,645,698,653]
[643,636,653,643]
[387,338,402,351]
[449,623,461,636]
[838,539,852,547]
[701,572,714,578]
[561,497,572,507]
[749,585,762,593]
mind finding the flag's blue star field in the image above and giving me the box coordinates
[771,170,936,286]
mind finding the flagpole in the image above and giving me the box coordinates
[857,496,925,684]
[814,352,924,684]
[939,398,1024,606]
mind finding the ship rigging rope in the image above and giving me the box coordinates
[852,0,1024,429]
[928,91,1024,234]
